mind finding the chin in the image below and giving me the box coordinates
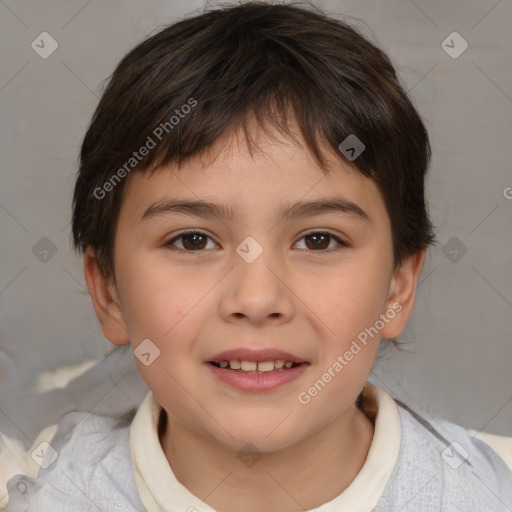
[207,422,305,455]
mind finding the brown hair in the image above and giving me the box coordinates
[71,0,437,288]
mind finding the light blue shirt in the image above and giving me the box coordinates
[4,398,512,511]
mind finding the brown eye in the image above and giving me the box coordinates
[181,233,207,250]
[166,231,216,251]
[304,233,330,250]
[165,230,349,254]
[296,232,348,251]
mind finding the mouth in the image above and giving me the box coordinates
[205,353,310,392]
[206,348,310,375]
[208,359,306,374]
[207,348,309,374]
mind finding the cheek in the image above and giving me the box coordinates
[323,264,388,322]
[313,264,390,362]
[119,273,210,392]
[116,256,195,338]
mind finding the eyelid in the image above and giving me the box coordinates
[299,228,348,241]
[164,229,218,246]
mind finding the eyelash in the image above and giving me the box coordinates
[164,230,350,254]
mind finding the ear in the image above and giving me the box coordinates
[380,249,425,340]
[83,247,130,345]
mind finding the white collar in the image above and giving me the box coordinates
[130,381,401,512]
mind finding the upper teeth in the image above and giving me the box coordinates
[218,359,295,372]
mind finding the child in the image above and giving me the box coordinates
[3,1,512,510]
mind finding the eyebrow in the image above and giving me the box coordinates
[140,197,371,224]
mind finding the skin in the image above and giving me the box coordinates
[84,121,424,512]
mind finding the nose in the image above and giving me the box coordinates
[220,247,295,325]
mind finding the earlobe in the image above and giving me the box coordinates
[380,250,426,340]
[83,248,130,345]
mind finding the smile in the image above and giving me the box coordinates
[206,360,310,392]
[209,359,301,373]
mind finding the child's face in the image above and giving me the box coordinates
[86,125,421,452]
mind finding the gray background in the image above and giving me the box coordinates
[1,0,511,447]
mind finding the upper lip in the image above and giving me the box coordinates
[208,348,308,364]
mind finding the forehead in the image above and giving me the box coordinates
[119,126,388,227]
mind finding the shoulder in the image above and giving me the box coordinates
[399,403,512,477]
[43,408,135,467]
[3,409,145,511]
[467,429,512,470]
[376,402,512,511]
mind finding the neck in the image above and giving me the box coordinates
[159,401,374,512]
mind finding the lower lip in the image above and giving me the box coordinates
[205,362,310,392]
